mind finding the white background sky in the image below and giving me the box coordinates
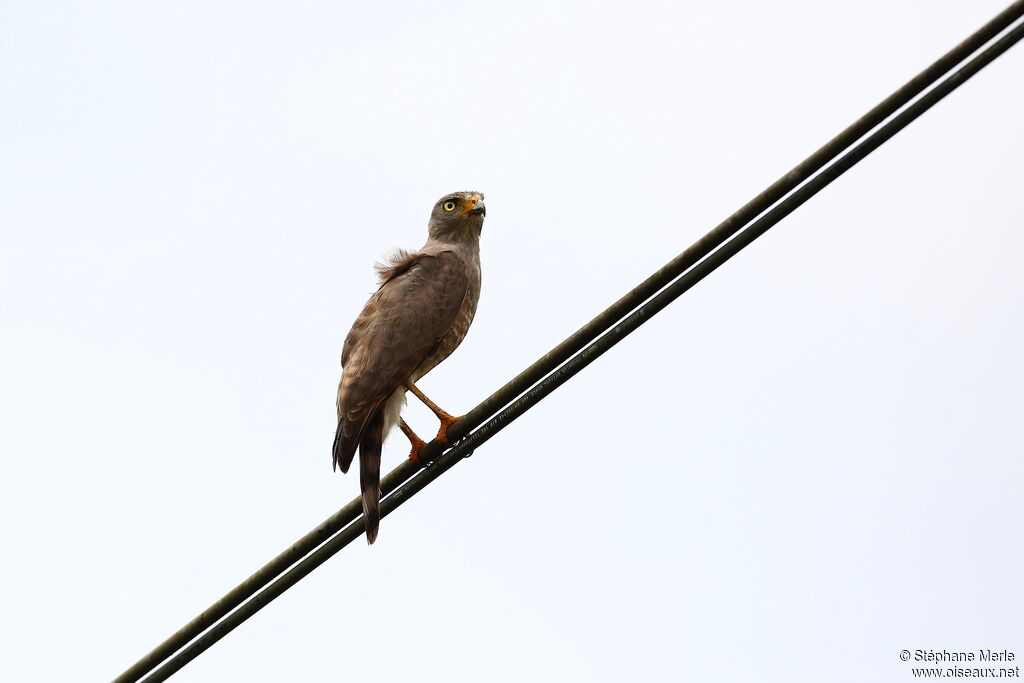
[2,1,1022,681]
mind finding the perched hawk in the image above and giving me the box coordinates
[333,191,485,543]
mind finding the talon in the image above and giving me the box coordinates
[400,418,427,465]
[435,413,460,444]
[408,439,426,465]
[403,380,461,445]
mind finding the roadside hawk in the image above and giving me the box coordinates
[333,191,485,543]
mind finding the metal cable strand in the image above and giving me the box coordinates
[117,5,1024,682]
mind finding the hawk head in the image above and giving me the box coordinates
[428,191,486,241]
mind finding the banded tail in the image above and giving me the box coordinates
[358,412,384,544]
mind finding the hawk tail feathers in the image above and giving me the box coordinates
[332,419,357,474]
[359,412,384,544]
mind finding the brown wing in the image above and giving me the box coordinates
[333,250,470,472]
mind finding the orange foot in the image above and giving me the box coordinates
[399,418,427,465]
[402,380,462,445]
[435,412,461,444]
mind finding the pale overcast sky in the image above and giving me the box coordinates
[1,1,1022,681]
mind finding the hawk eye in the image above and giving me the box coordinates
[442,201,456,212]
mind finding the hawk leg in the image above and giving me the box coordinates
[399,418,427,465]
[403,380,460,444]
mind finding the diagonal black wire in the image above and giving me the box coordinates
[116,4,1024,682]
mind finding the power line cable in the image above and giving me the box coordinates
[116,5,1024,682]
